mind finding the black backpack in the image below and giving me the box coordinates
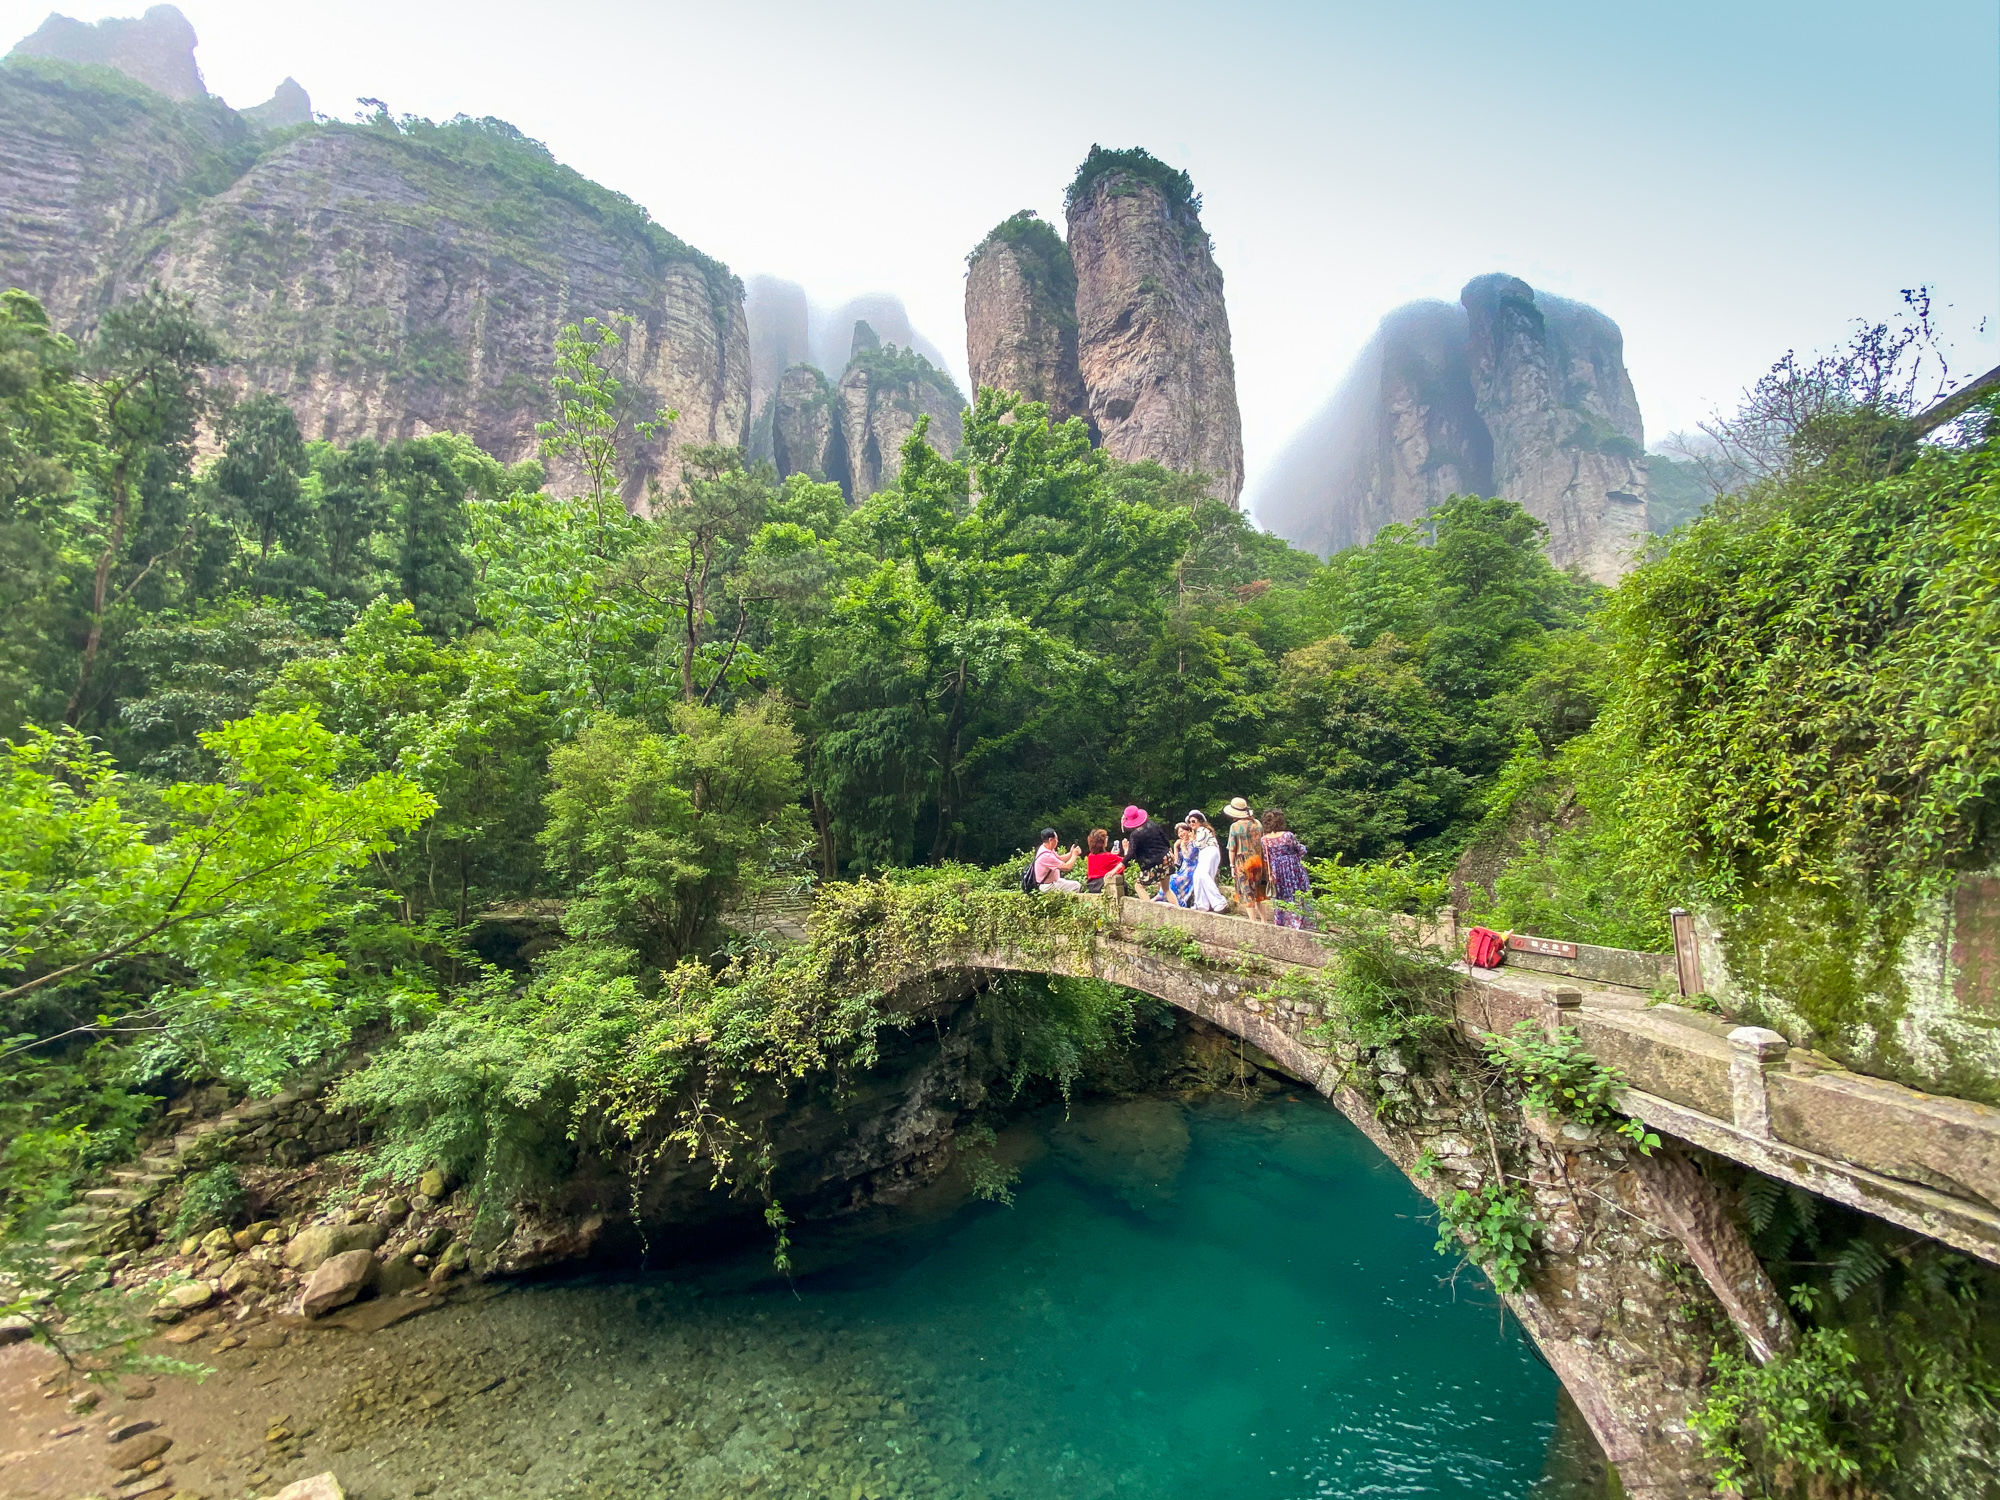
[1020,858,1040,894]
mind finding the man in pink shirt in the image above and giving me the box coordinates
[1032,828,1081,892]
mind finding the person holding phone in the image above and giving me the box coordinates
[1032,828,1082,892]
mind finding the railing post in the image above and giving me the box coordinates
[1728,1027,1789,1139]
[1669,908,1705,998]
[1543,985,1583,1041]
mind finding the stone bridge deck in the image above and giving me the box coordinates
[1059,897,2000,1268]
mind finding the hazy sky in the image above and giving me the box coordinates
[8,0,1995,518]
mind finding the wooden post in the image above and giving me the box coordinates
[1669,908,1704,998]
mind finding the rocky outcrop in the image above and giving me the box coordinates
[10,4,205,100]
[121,123,749,503]
[811,293,954,383]
[1066,149,1244,506]
[769,364,841,484]
[765,333,963,502]
[0,54,257,324]
[299,1247,376,1316]
[0,55,749,506]
[242,76,310,130]
[964,211,1090,429]
[1255,275,1650,582]
[1460,274,1648,582]
[834,342,964,500]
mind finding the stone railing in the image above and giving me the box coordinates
[1088,897,2000,1266]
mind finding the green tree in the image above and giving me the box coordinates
[303,438,390,602]
[539,698,807,969]
[389,436,479,637]
[213,394,308,565]
[0,710,432,1016]
[267,600,554,924]
[66,287,223,725]
[799,390,1186,865]
[535,315,675,550]
[0,291,99,736]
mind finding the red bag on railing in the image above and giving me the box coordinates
[1465,926,1506,969]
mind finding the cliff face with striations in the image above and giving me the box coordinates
[963,211,1090,430]
[0,56,258,324]
[1065,149,1244,506]
[119,122,749,504]
[0,43,749,506]
[1255,275,1649,582]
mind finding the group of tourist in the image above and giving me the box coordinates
[1029,801,1312,928]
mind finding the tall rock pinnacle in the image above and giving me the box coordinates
[1459,274,1647,582]
[964,212,1091,432]
[1065,147,1244,506]
[1255,276,1650,582]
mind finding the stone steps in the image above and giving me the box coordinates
[81,1187,144,1208]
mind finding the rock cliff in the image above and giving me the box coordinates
[10,3,205,100]
[0,54,256,325]
[769,364,841,484]
[0,51,750,506]
[1461,274,1647,582]
[762,325,963,502]
[833,340,964,500]
[1254,275,1649,582]
[963,211,1090,430]
[810,293,954,383]
[1065,148,1244,506]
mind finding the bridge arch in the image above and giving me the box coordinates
[880,898,1748,1500]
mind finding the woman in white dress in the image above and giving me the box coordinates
[1185,810,1227,913]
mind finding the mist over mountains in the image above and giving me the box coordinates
[743,276,958,413]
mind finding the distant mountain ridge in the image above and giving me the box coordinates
[1,7,749,505]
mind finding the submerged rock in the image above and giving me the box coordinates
[271,1475,346,1500]
[1048,1097,1192,1214]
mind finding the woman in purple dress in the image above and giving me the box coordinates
[1260,807,1311,929]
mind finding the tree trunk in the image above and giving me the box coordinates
[64,454,132,726]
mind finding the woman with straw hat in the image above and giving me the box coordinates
[1221,797,1270,922]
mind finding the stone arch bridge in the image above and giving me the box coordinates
[879,895,2000,1500]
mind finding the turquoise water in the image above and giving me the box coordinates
[249,1090,1610,1499]
[726,1092,1598,1499]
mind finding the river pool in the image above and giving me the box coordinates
[66,1089,1614,1499]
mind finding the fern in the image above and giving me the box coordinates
[1788,1186,1824,1252]
[1741,1173,1783,1234]
[1830,1239,1892,1302]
